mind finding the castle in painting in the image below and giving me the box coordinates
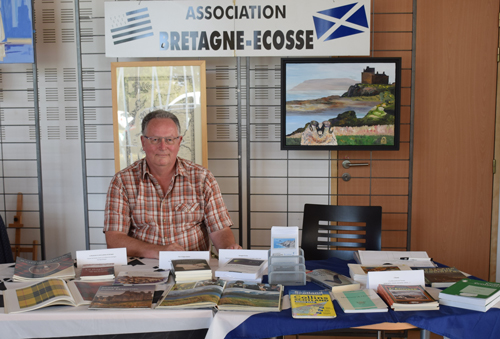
[361,66,389,84]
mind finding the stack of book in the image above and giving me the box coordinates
[355,250,436,268]
[348,263,412,285]
[377,284,439,311]
[80,263,115,281]
[171,259,212,283]
[306,269,360,292]
[439,278,500,312]
[421,267,468,288]
[13,252,76,281]
[215,258,266,282]
[114,270,170,285]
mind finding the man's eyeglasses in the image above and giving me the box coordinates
[143,136,181,145]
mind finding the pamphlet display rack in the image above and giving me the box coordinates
[267,249,306,286]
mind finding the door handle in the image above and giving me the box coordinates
[342,160,369,169]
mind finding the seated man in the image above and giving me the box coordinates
[104,110,241,258]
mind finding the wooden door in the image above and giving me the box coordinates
[337,0,413,253]
[411,0,499,280]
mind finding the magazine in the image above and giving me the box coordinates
[157,279,283,312]
[13,252,75,281]
[289,290,336,318]
[4,278,82,313]
[89,285,156,310]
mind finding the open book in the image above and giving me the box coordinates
[3,278,93,314]
[157,279,283,312]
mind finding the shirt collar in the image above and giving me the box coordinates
[141,157,186,180]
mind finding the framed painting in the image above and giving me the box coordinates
[281,57,401,151]
[111,60,207,172]
[0,0,34,63]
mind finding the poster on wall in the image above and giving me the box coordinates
[105,0,370,57]
[111,61,207,172]
[0,0,34,64]
[281,57,401,151]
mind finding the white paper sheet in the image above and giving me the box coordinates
[367,269,426,289]
[76,248,127,267]
[358,250,435,267]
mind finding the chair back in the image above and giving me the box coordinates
[0,215,14,264]
[301,204,382,261]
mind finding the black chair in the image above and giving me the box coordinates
[301,204,382,261]
[0,215,14,264]
[300,204,409,339]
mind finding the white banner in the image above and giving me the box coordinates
[105,0,370,57]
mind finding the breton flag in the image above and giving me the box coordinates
[109,7,153,45]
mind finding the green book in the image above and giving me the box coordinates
[439,278,500,307]
[332,289,388,313]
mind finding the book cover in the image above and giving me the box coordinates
[377,284,439,311]
[171,259,212,282]
[89,285,155,309]
[171,259,211,272]
[157,279,226,309]
[215,258,266,280]
[114,270,170,285]
[439,278,500,307]
[421,267,468,287]
[333,289,388,313]
[3,278,79,314]
[306,269,360,292]
[80,264,115,280]
[218,281,283,312]
[13,252,75,281]
[289,290,336,318]
[67,280,115,305]
[158,279,283,312]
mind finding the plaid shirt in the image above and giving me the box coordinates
[104,157,232,251]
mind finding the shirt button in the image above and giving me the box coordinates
[163,219,166,223]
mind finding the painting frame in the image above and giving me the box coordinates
[111,60,208,172]
[281,57,401,151]
[0,0,34,64]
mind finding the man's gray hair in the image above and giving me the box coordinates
[141,110,181,135]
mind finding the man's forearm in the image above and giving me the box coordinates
[105,231,185,259]
[209,227,242,251]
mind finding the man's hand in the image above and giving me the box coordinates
[165,243,186,251]
[224,243,242,250]
[105,231,185,259]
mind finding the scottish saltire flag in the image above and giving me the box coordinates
[109,7,153,45]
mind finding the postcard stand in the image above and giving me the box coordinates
[267,248,306,286]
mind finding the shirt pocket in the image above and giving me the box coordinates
[174,202,203,227]
[130,207,156,231]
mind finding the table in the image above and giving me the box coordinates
[0,258,213,339]
[2,256,499,339]
[210,257,500,339]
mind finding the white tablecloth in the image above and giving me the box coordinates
[0,259,213,339]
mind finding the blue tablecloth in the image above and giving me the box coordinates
[225,257,500,339]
